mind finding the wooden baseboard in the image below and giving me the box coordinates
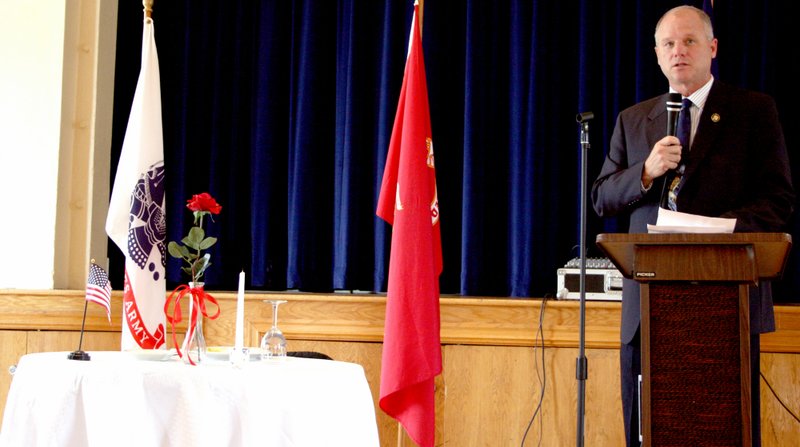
[1,290,797,352]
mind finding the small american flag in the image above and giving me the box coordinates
[86,262,112,321]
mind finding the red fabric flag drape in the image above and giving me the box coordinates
[375,4,442,447]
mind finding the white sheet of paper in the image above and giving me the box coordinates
[647,208,736,234]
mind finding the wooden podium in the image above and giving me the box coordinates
[596,233,791,447]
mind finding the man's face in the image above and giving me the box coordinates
[654,9,718,96]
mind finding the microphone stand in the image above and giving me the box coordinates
[575,111,593,447]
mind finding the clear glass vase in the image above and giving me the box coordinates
[182,282,207,364]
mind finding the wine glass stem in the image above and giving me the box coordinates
[271,302,279,329]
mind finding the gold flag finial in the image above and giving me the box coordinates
[143,0,154,19]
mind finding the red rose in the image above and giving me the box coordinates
[186,193,222,214]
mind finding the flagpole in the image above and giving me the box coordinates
[395,8,426,441]
[143,0,154,19]
[396,422,403,447]
[417,0,424,36]
[76,300,89,351]
[68,259,95,361]
[397,6,423,444]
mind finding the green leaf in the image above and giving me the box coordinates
[198,236,217,250]
[187,226,205,246]
[178,245,192,258]
[167,242,183,259]
[181,235,198,250]
[191,254,211,278]
[181,266,193,277]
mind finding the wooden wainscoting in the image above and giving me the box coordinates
[1,290,798,446]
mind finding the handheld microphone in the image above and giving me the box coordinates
[666,93,682,136]
[660,93,683,209]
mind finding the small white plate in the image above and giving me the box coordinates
[206,347,264,362]
[125,349,175,362]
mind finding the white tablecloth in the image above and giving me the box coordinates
[0,351,379,447]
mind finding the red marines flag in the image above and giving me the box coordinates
[105,16,166,351]
[376,3,442,446]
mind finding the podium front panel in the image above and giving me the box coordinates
[641,282,751,446]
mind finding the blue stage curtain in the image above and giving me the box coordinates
[110,0,800,301]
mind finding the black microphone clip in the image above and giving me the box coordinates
[576,111,594,123]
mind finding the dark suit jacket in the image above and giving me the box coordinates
[592,81,794,344]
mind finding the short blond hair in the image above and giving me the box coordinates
[654,5,714,44]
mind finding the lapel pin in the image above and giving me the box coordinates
[711,113,720,123]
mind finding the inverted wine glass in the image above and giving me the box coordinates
[260,300,287,359]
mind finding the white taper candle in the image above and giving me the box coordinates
[235,271,245,349]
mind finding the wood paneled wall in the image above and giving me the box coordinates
[1,290,798,446]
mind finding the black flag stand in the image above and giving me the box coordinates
[574,111,594,447]
[68,300,91,361]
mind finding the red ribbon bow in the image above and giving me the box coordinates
[164,284,220,365]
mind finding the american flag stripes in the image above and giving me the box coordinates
[86,262,112,321]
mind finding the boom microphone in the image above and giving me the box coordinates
[666,92,682,136]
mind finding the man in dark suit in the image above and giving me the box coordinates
[591,5,794,446]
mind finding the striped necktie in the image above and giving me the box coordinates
[667,98,692,211]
